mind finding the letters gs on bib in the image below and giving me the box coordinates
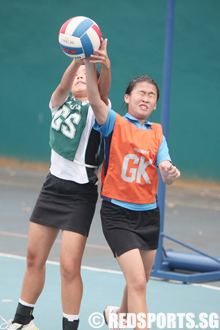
[58,16,102,59]
[51,103,82,139]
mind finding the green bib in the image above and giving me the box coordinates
[49,96,90,161]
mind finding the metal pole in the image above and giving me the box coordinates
[153,0,175,271]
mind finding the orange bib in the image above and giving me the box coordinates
[101,114,163,204]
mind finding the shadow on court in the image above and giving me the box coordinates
[0,162,220,329]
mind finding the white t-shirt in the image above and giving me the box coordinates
[49,96,110,183]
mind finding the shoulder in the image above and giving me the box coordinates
[49,93,72,116]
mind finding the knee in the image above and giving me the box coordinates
[128,275,146,294]
[26,248,46,270]
[60,260,81,282]
[26,248,38,268]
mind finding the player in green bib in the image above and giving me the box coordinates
[7,39,111,330]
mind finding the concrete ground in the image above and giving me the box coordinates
[0,161,220,286]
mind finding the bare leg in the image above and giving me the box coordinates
[118,284,128,314]
[117,249,157,330]
[59,230,87,314]
[20,222,60,303]
[140,249,157,283]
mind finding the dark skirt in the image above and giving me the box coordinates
[101,200,160,257]
[30,173,98,236]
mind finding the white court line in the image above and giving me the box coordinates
[0,252,122,275]
[192,283,220,291]
[1,252,220,290]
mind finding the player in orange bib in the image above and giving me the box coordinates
[85,56,180,330]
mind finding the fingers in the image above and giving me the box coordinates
[99,38,108,51]
[161,164,181,179]
[102,38,108,50]
[161,164,173,175]
[90,51,105,60]
[168,166,181,179]
[90,38,108,60]
[84,38,108,64]
[174,169,181,179]
[161,164,172,172]
[89,48,110,69]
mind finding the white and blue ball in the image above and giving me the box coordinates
[58,16,102,59]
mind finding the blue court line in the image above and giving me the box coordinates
[0,254,219,330]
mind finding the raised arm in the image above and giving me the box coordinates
[85,59,109,125]
[51,59,83,108]
[90,38,111,106]
[158,160,181,185]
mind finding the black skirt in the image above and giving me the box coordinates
[101,200,160,257]
[30,173,98,236]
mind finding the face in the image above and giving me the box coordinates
[124,82,158,124]
[71,65,87,99]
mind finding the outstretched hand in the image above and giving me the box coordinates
[89,38,110,69]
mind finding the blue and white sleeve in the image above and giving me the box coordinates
[155,136,172,167]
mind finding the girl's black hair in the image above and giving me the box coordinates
[96,67,101,79]
[125,75,160,100]
[120,75,159,114]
